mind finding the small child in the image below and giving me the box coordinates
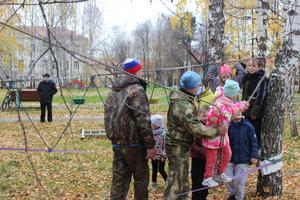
[226,110,259,200]
[215,64,233,95]
[202,80,249,187]
[242,58,268,147]
[207,63,246,93]
[150,114,167,191]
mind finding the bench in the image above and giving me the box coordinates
[10,89,40,102]
[1,89,40,110]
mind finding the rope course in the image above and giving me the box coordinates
[0,1,280,199]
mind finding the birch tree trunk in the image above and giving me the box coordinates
[207,0,225,62]
[287,72,299,137]
[256,0,269,67]
[298,62,300,93]
[257,0,300,197]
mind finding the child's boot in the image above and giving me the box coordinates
[220,173,232,182]
[202,177,219,187]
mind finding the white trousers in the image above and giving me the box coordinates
[225,163,249,200]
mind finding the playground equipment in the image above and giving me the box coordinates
[80,129,106,139]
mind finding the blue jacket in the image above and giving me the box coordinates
[228,119,259,164]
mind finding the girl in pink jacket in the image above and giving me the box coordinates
[202,80,248,187]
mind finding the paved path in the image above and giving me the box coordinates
[0,116,104,123]
[0,115,168,123]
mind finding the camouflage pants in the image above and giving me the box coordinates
[164,144,190,200]
[110,146,149,200]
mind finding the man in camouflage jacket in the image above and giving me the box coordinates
[164,71,226,200]
[104,58,155,200]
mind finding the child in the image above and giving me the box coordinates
[150,114,167,191]
[207,63,246,93]
[226,110,259,200]
[190,105,211,200]
[242,58,268,147]
[202,80,249,187]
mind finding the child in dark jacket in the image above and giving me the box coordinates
[225,110,259,200]
[150,114,167,191]
[242,58,268,147]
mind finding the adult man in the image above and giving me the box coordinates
[164,71,226,200]
[37,73,57,122]
[104,58,155,200]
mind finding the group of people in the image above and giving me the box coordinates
[104,57,267,200]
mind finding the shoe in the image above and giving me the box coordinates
[202,177,219,187]
[152,182,158,191]
[227,195,235,200]
[220,173,232,183]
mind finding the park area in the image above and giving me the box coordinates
[0,88,300,199]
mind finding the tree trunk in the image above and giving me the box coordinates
[288,88,299,137]
[256,0,269,67]
[286,61,299,137]
[257,0,300,197]
[298,62,300,93]
[207,0,225,62]
[257,67,285,197]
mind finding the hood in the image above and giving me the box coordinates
[229,118,252,128]
[112,75,147,91]
[214,94,234,107]
[201,88,213,98]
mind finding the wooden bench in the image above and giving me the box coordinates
[10,89,40,102]
[1,89,40,110]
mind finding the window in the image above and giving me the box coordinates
[74,61,79,70]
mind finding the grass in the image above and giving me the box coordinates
[0,87,171,114]
[0,89,300,199]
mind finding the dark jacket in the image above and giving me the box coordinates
[104,75,155,149]
[189,138,206,160]
[228,119,259,164]
[242,70,268,119]
[37,80,57,103]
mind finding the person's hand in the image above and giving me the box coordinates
[146,148,156,159]
[251,114,257,120]
[251,158,258,164]
[161,157,166,162]
[219,125,227,136]
[241,101,249,111]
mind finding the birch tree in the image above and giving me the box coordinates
[255,0,269,67]
[207,0,225,62]
[257,0,300,196]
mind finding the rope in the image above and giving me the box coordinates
[176,158,279,197]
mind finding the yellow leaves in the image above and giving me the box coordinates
[0,6,22,70]
[170,15,178,30]
[170,0,194,38]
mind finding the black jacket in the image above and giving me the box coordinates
[37,80,57,103]
[242,70,268,119]
[229,119,259,164]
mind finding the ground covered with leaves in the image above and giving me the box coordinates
[0,90,299,199]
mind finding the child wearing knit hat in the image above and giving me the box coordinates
[206,63,246,94]
[150,114,167,191]
[202,80,249,187]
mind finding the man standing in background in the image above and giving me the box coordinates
[37,73,57,123]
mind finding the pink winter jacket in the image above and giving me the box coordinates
[202,95,247,149]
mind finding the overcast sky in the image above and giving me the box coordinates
[98,0,178,32]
